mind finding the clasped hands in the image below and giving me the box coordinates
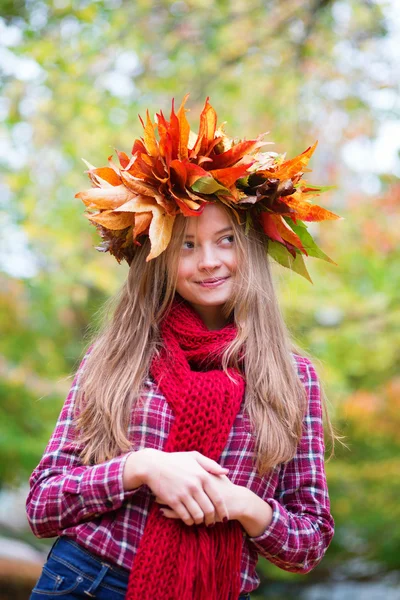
[144,449,248,528]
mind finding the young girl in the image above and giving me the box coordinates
[26,96,337,600]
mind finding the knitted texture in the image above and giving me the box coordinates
[126,297,246,600]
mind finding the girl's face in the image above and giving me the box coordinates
[175,203,237,330]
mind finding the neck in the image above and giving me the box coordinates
[189,303,229,331]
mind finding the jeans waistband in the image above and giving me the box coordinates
[52,537,130,581]
[52,536,251,599]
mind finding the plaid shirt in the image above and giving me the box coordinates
[26,348,334,594]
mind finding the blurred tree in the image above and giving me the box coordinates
[1,0,399,585]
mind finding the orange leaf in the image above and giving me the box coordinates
[90,167,122,186]
[119,171,157,196]
[262,142,318,181]
[86,210,135,230]
[260,212,286,246]
[170,159,188,188]
[117,196,175,260]
[159,130,173,166]
[155,109,172,164]
[116,195,158,212]
[155,109,168,139]
[76,185,136,210]
[202,135,225,158]
[208,139,261,170]
[176,93,190,161]
[170,191,203,215]
[169,101,179,160]
[133,211,152,238]
[131,138,147,157]
[209,162,252,188]
[285,194,341,222]
[190,97,217,158]
[116,149,130,168]
[141,110,159,158]
[128,154,155,180]
[273,215,306,253]
[183,161,210,187]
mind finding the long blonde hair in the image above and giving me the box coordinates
[75,206,336,474]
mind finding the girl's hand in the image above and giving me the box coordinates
[155,473,249,527]
[139,449,231,527]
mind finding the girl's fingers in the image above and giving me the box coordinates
[154,497,194,525]
[181,495,207,525]
[174,501,196,526]
[155,486,226,526]
[194,452,229,476]
[161,507,222,525]
[160,507,180,518]
[191,489,216,526]
[202,479,228,523]
[154,497,169,506]
[155,495,210,526]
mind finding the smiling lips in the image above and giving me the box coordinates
[196,277,230,288]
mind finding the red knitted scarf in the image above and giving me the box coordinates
[126,297,246,600]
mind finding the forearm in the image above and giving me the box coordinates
[245,496,335,573]
[27,453,140,538]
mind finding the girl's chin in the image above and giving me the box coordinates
[188,291,232,306]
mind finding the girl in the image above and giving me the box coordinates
[26,96,337,600]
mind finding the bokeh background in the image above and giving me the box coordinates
[1,1,399,598]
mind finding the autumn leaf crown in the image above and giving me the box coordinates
[76,94,340,281]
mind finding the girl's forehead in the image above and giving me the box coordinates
[185,204,232,236]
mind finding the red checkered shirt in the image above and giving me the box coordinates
[26,347,334,594]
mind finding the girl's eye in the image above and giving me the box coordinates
[182,241,194,250]
[182,235,234,249]
[221,235,234,244]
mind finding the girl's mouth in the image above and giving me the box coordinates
[196,277,230,288]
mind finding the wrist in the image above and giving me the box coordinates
[234,485,254,521]
[237,488,274,537]
[123,448,160,491]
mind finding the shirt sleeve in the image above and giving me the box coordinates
[26,346,142,539]
[247,357,335,574]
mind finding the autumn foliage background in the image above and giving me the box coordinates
[1,0,399,597]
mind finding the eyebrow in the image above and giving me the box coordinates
[184,226,233,239]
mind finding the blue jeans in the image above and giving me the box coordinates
[30,536,251,599]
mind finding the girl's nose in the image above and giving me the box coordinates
[197,246,221,271]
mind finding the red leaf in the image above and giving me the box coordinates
[209,162,253,188]
[208,140,260,170]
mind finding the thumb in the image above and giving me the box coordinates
[195,453,229,474]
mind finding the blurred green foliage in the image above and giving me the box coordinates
[1,0,399,590]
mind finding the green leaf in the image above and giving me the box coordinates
[236,175,250,188]
[284,218,336,264]
[301,184,337,194]
[191,176,230,195]
[245,211,252,235]
[267,240,313,282]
